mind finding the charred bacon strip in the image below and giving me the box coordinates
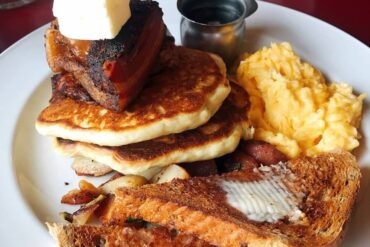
[50,73,95,104]
[102,7,165,109]
[45,0,165,112]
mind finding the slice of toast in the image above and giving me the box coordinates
[47,223,212,247]
[101,151,360,247]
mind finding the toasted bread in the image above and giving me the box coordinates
[53,83,253,174]
[100,151,360,247]
[47,223,212,247]
[36,46,230,147]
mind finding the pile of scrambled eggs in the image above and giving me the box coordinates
[237,43,366,158]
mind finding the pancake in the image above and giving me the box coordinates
[36,46,230,146]
[53,84,253,175]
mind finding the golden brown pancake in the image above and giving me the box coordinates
[53,84,253,175]
[36,46,230,146]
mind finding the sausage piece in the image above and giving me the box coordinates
[218,151,259,173]
[180,160,218,177]
[240,140,288,166]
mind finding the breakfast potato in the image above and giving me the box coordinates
[151,165,190,184]
[59,212,73,223]
[61,189,98,205]
[60,195,106,225]
[72,157,113,177]
[61,180,101,205]
[79,180,101,195]
[99,175,148,194]
[72,195,106,225]
[135,167,163,180]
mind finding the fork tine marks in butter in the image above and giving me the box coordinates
[220,164,304,223]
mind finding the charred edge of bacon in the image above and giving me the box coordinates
[86,0,165,111]
[51,73,95,104]
[49,36,175,108]
[104,7,165,110]
[47,1,166,112]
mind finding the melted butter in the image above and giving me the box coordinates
[221,177,304,223]
[68,39,91,62]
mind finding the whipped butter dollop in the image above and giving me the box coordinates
[53,0,131,40]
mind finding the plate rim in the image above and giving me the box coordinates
[1,1,369,245]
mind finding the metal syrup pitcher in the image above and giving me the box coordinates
[178,0,258,66]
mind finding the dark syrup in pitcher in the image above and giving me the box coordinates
[182,0,244,25]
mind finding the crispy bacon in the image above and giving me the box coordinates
[50,73,95,103]
[101,6,165,109]
[45,0,166,112]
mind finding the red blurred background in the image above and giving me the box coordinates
[0,0,369,53]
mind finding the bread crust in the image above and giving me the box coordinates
[47,223,213,247]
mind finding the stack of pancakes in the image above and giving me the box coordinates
[36,46,253,177]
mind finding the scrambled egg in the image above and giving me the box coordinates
[237,43,366,158]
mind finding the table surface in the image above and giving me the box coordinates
[0,0,369,53]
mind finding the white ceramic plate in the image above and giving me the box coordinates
[0,1,369,246]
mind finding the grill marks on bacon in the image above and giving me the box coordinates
[45,0,165,112]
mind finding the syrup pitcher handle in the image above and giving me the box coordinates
[244,0,258,18]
